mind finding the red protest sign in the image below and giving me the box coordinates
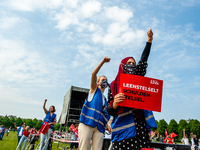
[118,73,163,112]
[38,121,50,135]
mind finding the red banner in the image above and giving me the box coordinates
[119,74,163,112]
[38,121,50,135]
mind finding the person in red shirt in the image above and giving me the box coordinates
[16,126,30,150]
[165,129,173,144]
[29,127,38,150]
[30,127,37,135]
[69,124,79,150]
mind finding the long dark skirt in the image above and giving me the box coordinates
[111,117,151,150]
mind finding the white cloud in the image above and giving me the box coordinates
[104,6,133,23]
[178,0,200,7]
[2,0,64,11]
[107,23,129,36]
[0,35,69,87]
[92,29,146,46]
[71,44,106,70]
[80,1,102,18]
[0,16,20,29]
[193,76,200,88]
[65,0,79,8]
[54,9,79,30]
[0,86,42,106]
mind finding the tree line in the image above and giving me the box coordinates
[152,119,200,141]
[0,116,61,131]
[1,116,200,140]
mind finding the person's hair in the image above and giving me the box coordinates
[97,75,107,84]
[74,124,79,128]
[49,105,56,112]
[21,122,25,126]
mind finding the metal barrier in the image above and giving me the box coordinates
[102,140,199,150]
[151,142,199,150]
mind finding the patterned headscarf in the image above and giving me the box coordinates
[110,57,135,98]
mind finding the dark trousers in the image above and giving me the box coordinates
[17,136,22,144]
[0,132,4,140]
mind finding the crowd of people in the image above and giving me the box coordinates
[1,29,199,150]
[149,129,200,147]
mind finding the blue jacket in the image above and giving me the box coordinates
[80,87,110,133]
[111,107,157,142]
[17,127,23,136]
[43,111,56,129]
[1,127,5,134]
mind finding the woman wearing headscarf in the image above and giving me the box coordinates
[107,29,157,150]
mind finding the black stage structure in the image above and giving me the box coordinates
[58,86,89,127]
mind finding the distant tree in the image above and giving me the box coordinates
[25,119,33,128]
[178,119,188,138]
[167,119,179,141]
[22,119,26,124]
[167,119,179,134]
[189,119,200,137]
[10,117,16,129]
[2,116,11,128]
[157,119,168,137]
[54,124,60,131]
[15,117,23,127]
[32,118,38,127]
[35,120,43,130]
[196,122,200,138]
[0,117,3,125]
[151,120,158,131]
[155,120,159,125]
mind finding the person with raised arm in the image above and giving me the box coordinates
[39,99,56,150]
[183,129,190,145]
[79,57,111,150]
[16,126,30,150]
[107,29,157,149]
[14,122,25,144]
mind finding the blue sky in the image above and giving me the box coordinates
[0,0,200,123]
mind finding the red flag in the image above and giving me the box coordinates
[170,132,178,138]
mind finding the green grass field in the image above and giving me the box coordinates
[0,131,70,150]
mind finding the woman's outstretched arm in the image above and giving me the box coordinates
[90,57,110,94]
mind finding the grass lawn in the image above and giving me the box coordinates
[0,131,70,150]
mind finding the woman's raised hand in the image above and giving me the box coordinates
[147,29,153,43]
[103,56,111,63]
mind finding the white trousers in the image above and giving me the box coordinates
[78,123,104,150]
